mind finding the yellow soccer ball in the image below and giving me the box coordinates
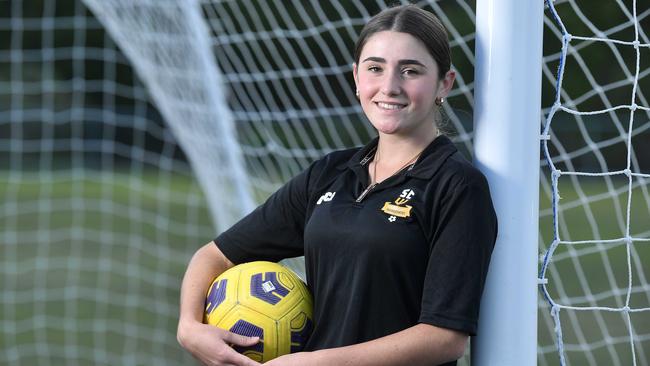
[204,261,313,362]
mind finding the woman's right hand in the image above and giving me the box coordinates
[178,242,257,365]
[177,320,262,366]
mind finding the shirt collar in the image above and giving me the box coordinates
[345,135,458,179]
[407,135,458,179]
[345,137,378,170]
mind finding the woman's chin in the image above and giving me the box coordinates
[373,122,401,135]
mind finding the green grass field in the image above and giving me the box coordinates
[0,171,214,365]
[1,172,649,365]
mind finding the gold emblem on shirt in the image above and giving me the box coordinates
[381,189,415,221]
[381,202,412,218]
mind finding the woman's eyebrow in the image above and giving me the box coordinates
[362,56,426,68]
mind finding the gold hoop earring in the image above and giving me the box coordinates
[435,97,444,106]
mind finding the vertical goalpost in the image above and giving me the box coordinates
[472,0,544,364]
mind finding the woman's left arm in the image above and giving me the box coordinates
[264,323,467,366]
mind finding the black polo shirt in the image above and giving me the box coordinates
[216,136,497,363]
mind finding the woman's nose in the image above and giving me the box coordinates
[380,71,402,96]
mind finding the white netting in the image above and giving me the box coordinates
[539,0,650,364]
[0,1,209,365]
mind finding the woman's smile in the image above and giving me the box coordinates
[374,101,407,111]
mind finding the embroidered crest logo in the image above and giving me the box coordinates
[382,189,415,222]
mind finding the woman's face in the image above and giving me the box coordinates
[353,31,454,137]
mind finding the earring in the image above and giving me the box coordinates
[435,97,444,106]
[355,89,360,98]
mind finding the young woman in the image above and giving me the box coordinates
[177,5,497,366]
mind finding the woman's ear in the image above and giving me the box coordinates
[437,69,456,99]
[352,62,359,91]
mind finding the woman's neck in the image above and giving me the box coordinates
[374,127,438,167]
[368,126,438,185]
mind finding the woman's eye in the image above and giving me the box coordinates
[368,66,381,73]
[402,68,419,76]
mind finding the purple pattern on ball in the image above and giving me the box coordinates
[231,320,264,354]
[250,272,290,305]
[205,279,227,314]
[290,317,313,353]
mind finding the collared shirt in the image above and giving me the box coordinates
[216,136,497,363]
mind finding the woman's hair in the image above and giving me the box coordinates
[354,4,451,79]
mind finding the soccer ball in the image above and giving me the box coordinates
[204,261,313,362]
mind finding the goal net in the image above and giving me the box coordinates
[0,1,214,364]
[1,0,648,365]
[539,0,650,365]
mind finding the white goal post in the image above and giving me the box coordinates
[472,0,544,364]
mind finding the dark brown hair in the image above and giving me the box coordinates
[354,4,451,78]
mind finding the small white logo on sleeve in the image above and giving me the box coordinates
[317,191,336,205]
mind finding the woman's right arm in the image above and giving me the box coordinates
[177,241,261,366]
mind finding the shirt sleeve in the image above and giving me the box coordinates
[215,163,315,264]
[418,171,498,336]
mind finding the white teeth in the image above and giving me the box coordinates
[376,102,405,110]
